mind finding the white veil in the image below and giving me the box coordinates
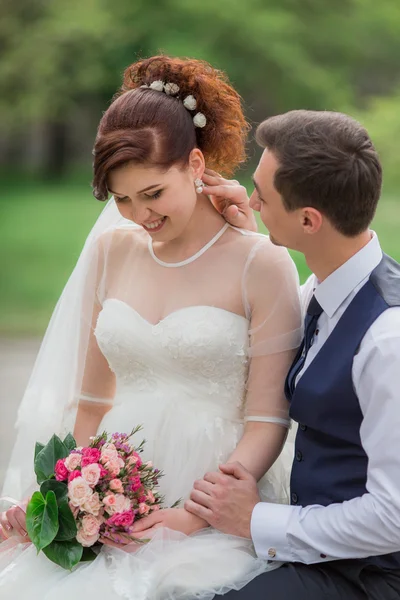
[1,199,128,501]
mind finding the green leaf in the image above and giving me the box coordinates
[35,435,69,482]
[40,480,68,503]
[26,490,59,552]
[63,433,77,452]
[81,546,97,562]
[34,442,45,460]
[42,539,83,571]
[55,500,77,541]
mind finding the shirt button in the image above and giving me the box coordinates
[299,423,307,431]
[315,329,319,336]
[295,450,303,461]
[291,492,298,504]
[268,548,277,558]
[320,554,327,559]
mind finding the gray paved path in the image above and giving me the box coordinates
[0,338,41,490]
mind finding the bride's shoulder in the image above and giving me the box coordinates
[95,223,148,255]
[228,228,293,267]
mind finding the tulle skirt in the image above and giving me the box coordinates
[0,389,294,599]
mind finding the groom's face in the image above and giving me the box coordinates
[250,150,300,248]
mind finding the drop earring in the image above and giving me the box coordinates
[195,178,204,194]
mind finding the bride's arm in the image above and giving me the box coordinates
[73,302,116,447]
[226,239,302,480]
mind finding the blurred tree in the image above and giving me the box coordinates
[1,0,400,175]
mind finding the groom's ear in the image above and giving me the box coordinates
[301,207,323,235]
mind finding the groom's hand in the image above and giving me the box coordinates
[185,461,260,539]
[203,169,258,232]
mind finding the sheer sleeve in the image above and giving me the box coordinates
[242,237,302,428]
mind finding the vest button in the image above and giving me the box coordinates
[291,492,298,504]
[295,450,303,461]
[299,423,307,431]
[320,554,327,559]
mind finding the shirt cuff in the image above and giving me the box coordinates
[250,501,298,562]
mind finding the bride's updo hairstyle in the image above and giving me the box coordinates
[92,55,249,200]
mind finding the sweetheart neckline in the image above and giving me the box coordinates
[102,298,249,328]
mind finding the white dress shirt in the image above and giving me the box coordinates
[251,232,400,564]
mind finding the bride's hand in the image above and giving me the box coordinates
[0,501,30,540]
[100,508,209,552]
[202,169,258,233]
[130,508,209,537]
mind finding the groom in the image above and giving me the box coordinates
[185,110,400,598]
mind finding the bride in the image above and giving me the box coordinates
[0,56,302,599]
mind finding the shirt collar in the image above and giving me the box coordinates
[313,231,383,318]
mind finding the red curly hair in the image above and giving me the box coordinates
[92,56,250,200]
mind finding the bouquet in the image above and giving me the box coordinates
[26,426,170,570]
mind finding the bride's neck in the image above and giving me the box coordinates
[156,196,227,259]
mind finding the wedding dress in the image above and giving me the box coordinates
[0,205,302,599]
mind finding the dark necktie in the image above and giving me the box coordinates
[285,294,323,401]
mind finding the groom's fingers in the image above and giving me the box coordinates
[189,488,213,509]
[184,499,213,523]
[219,461,254,481]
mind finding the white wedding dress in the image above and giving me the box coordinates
[0,219,302,600]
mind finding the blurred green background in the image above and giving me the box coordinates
[1,0,400,336]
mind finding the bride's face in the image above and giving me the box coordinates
[108,153,204,241]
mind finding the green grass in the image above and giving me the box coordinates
[0,178,399,335]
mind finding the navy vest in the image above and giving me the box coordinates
[287,254,400,569]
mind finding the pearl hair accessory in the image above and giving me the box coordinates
[140,81,207,128]
[195,178,204,194]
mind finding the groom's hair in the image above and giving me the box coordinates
[256,110,382,236]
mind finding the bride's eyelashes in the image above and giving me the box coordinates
[114,189,163,203]
[145,189,163,200]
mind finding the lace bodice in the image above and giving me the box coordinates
[95,299,250,420]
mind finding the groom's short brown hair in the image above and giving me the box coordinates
[256,110,382,236]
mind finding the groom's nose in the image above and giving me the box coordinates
[249,190,260,212]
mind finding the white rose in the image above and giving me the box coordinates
[82,492,102,516]
[68,477,93,507]
[64,452,82,471]
[183,95,197,110]
[81,463,101,487]
[193,112,207,128]
[149,80,164,92]
[164,82,180,95]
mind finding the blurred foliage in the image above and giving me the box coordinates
[1,0,400,129]
[0,0,400,334]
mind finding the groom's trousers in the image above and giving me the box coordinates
[220,560,400,599]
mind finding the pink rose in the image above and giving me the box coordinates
[82,492,102,517]
[81,447,101,467]
[100,443,118,465]
[76,528,100,547]
[106,510,134,528]
[68,476,93,507]
[129,476,142,493]
[68,469,82,482]
[106,457,124,477]
[138,502,150,515]
[146,491,155,504]
[81,463,101,487]
[109,479,124,493]
[81,514,101,537]
[103,493,131,515]
[55,459,69,481]
[138,495,147,504]
[152,504,160,511]
[127,452,142,468]
[64,452,82,471]
[145,461,153,468]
